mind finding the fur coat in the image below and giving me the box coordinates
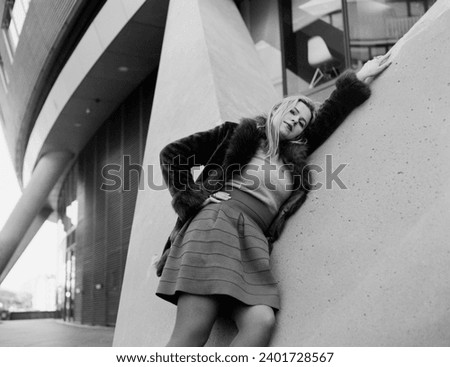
[156,71,371,276]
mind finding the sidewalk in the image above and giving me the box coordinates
[0,319,114,347]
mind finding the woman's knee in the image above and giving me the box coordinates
[236,305,276,332]
[254,307,276,332]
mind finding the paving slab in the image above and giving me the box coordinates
[0,319,114,347]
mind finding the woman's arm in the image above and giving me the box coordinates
[267,55,392,246]
[304,54,391,155]
[303,71,371,155]
[160,121,237,221]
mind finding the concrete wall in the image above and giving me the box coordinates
[115,0,450,346]
[271,1,450,346]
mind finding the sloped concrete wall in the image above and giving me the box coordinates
[270,1,450,346]
[115,0,450,346]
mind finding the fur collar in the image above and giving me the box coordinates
[222,116,309,190]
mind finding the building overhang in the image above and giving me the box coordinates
[23,0,168,184]
[0,0,169,283]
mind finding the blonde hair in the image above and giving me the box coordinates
[262,95,318,157]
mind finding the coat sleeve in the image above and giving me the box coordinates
[160,121,236,221]
[304,70,371,155]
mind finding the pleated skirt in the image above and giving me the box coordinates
[156,188,280,310]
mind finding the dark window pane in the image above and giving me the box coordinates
[281,0,345,94]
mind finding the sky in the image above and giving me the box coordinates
[0,126,58,293]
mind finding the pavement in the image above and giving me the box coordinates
[0,319,114,347]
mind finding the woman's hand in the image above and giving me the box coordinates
[356,53,392,84]
[201,191,231,207]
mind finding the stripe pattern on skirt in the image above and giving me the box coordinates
[156,194,280,310]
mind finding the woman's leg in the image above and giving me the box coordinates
[230,303,276,347]
[166,293,220,347]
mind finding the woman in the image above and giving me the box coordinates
[155,55,391,347]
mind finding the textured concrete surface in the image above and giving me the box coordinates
[0,319,114,347]
[115,0,450,346]
[270,0,450,346]
[114,0,277,346]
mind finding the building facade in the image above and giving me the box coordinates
[0,0,442,339]
[56,72,156,324]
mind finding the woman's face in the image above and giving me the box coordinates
[279,101,312,141]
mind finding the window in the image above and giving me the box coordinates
[348,0,434,68]
[280,0,346,94]
[1,0,31,59]
[275,0,436,95]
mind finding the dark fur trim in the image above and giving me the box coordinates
[222,117,309,186]
[304,71,371,154]
[222,117,265,177]
[156,247,170,277]
[279,141,309,190]
[335,70,371,107]
[171,186,207,222]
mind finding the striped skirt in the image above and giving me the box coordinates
[156,188,280,310]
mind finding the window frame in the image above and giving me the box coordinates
[1,0,31,61]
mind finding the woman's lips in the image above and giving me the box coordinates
[284,121,292,132]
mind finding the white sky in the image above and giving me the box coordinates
[0,126,58,293]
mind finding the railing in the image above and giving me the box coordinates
[8,310,61,320]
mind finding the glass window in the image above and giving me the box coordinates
[280,0,346,95]
[348,0,436,68]
[275,0,436,95]
[2,0,31,56]
[240,0,436,96]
